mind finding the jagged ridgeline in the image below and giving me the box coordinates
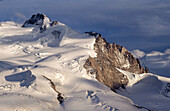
[84,33,148,90]
[22,13,59,33]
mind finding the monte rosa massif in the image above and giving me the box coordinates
[0,13,170,111]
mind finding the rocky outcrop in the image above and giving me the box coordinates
[84,34,148,90]
[22,13,52,33]
[0,23,2,27]
[85,31,101,37]
[22,13,51,27]
[22,13,60,33]
[51,21,58,27]
[51,30,61,39]
[43,75,65,104]
[161,83,170,98]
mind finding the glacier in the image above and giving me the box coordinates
[0,14,170,111]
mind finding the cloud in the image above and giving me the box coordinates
[165,49,170,54]
[15,12,26,19]
[131,49,146,58]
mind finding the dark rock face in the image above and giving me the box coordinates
[22,13,51,27]
[40,25,47,33]
[0,23,2,27]
[85,31,101,37]
[51,30,61,39]
[84,36,148,90]
[162,83,170,98]
[57,93,64,104]
[42,75,65,104]
[51,21,58,27]
[22,13,59,33]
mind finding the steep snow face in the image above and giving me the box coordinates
[0,18,141,111]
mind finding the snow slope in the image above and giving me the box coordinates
[0,21,145,111]
[117,69,170,111]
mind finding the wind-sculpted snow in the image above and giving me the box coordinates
[0,61,16,72]
[5,70,36,87]
[0,14,169,111]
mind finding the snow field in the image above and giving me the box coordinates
[0,20,170,111]
[0,21,142,111]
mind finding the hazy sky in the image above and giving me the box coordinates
[0,0,170,52]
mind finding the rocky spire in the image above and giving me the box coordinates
[84,34,148,90]
[22,13,51,28]
[22,13,60,33]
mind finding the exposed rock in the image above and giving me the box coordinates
[134,105,151,111]
[57,93,64,104]
[22,13,52,33]
[165,83,170,97]
[85,31,101,37]
[22,14,59,33]
[84,36,148,90]
[43,75,65,104]
[161,83,170,98]
[22,13,51,27]
[51,21,58,27]
[40,25,47,33]
[145,67,149,73]
[51,30,61,39]
[0,23,2,27]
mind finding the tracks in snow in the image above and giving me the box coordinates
[86,91,119,111]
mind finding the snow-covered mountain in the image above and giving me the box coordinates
[0,13,170,111]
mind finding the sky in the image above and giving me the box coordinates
[0,0,170,52]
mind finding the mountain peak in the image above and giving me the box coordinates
[0,13,170,111]
[22,13,51,27]
[84,35,149,89]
